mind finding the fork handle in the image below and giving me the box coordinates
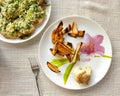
[36,76,42,96]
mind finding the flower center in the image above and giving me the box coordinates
[85,43,94,54]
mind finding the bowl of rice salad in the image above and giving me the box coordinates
[0,0,51,43]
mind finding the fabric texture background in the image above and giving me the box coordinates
[0,0,120,96]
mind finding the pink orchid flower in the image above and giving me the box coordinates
[80,33,105,61]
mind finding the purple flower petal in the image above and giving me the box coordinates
[94,45,105,56]
[85,33,95,43]
[80,33,105,62]
[94,35,104,44]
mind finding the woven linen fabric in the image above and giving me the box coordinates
[0,0,120,96]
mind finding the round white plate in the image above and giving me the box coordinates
[38,16,112,90]
[0,0,51,43]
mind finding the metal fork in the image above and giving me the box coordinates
[28,57,42,96]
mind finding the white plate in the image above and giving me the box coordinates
[0,0,51,43]
[38,16,112,90]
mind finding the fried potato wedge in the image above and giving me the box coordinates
[50,42,74,60]
[57,43,72,55]
[52,21,64,44]
[52,29,64,44]
[51,29,58,44]
[72,21,78,35]
[51,29,56,43]
[68,21,78,38]
[62,24,72,35]
[56,51,65,57]
[50,47,57,56]
[57,21,63,31]
[47,62,60,73]
[57,35,64,43]
[68,21,85,38]
[78,30,85,37]
[66,54,73,62]
[64,42,74,51]
[72,42,83,63]
[68,33,77,38]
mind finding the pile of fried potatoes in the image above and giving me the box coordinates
[47,21,85,73]
[51,21,85,61]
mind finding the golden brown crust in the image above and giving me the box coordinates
[33,18,44,27]
[47,62,60,73]
[3,32,22,39]
[3,25,35,39]
[24,25,35,35]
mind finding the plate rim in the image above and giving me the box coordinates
[0,0,52,44]
[38,15,112,90]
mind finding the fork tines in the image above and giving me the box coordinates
[28,57,39,70]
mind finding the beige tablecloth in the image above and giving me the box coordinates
[0,0,120,96]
